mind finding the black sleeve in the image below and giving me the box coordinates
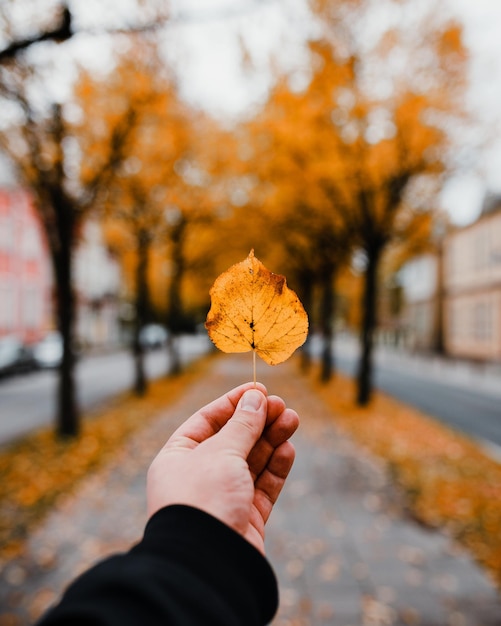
[35,505,278,626]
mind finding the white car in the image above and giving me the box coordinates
[33,332,63,368]
[0,335,34,377]
[139,324,169,350]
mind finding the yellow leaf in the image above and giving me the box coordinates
[205,250,308,365]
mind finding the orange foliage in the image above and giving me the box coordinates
[0,355,214,560]
[72,4,468,340]
[75,44,233,320]
[238,7,467,278]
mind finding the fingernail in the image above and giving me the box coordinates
[241,389,263,411]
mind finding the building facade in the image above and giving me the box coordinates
[74,220,123,348]
[398,198,501,363]
[0,188,52,344]
[399,253,439,351]
[0,187,123,350]
[443,203,501,361]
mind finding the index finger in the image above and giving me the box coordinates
[167,381,268,448]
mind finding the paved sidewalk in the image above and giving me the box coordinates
[334,334,501,399]
[1,354,500,625]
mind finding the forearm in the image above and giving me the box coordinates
[36,505,278,626]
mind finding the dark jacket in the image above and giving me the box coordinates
[36,505,278,626]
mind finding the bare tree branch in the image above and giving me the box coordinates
[0,6,72,63]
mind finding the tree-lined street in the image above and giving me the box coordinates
[1,3,501,625]
[0,335,211,446]
[2,354,501,625]
[3,334,499,452]
[307,335,501,448]
[0,0,475,441]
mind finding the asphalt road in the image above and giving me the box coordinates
[0,335,211,446]
[334,347,501,450]
[2,333,500,452]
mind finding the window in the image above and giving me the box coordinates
[21,227,40,259]
[448,302,456,339]
[445,241,454,276]
[0,281,16,330]
[449,300,465,340]
[0,215,14,252]
[22,286,42,329]
[414,302,429,336]
[474,229,489,270]
[473,301,492,341]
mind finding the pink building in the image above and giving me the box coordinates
[0,188,52,344]
[0,187,123,350]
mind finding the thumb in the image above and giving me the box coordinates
[209,389,267,458]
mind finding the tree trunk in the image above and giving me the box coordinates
[133,229,150,396]
[319,265,336,383]
[166,332,181,376]
[356,247,381,405]
[166,218,186,376]
[53,234,78,438]
[296,269,314,375]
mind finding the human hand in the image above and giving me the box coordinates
[147,382,299,554]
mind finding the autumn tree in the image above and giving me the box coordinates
[233,0,466,400]
[80,44,230,382]
[0,2,173,437]
[261,208,351,380]
[303,0,467,404]
[77,46,182,390]
[154,115,266,367]
[0,61,143,439]
[238,55,356,381]
[161,118,229,374]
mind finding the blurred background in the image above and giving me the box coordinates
[0,0,500,440]
[2,3,501,624]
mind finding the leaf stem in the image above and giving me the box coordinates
[253,350,257,388]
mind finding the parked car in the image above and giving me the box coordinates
[32,332,63,369]
[139,324,169,350]
[0,335,34,377]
